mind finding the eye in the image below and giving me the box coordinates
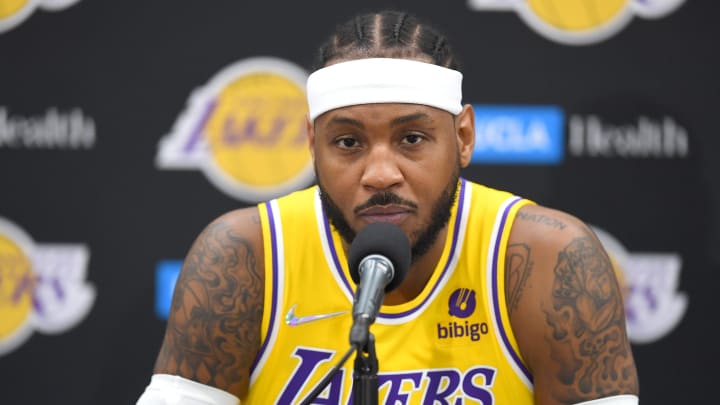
[401,133,425,145]
[335,136,360,149]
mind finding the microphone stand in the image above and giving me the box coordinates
[352,333,378,405]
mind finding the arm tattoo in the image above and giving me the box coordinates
[155,219,263,393]
[506,243,532,318]
[516,211,567,230]
[544,234,637,401]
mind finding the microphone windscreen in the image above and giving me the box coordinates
[347,222,411,292]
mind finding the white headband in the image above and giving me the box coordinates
[306,58,463,121]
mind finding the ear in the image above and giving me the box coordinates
[455,104,475,168]
[306,114,316,161]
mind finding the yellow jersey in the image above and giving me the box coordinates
[247,179,534,404]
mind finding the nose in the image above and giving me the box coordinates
[360,145,403,191]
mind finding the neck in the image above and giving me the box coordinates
[382,226,449,305]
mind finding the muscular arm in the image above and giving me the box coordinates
[506,205,638,404]
[153,207,264,400]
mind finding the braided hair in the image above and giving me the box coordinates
[313,10,461,71]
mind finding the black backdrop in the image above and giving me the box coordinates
[1,1,718,404]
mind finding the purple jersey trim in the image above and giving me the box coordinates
[322,211,352,293]
[325,179,467,320]
[491,197,533,383]
[250,202,279,372]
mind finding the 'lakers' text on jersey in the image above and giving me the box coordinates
[247,179,534,404]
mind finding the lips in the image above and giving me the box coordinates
[358,205,413,225]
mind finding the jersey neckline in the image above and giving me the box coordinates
[315,179,471,323]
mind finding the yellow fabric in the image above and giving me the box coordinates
[248,180,534,404]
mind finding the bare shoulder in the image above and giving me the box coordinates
[153,206,264,400]
[506,204,639,404]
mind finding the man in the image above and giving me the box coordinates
[137,10,639,405]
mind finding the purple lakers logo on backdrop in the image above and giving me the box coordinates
[0,217,95,356]
[591,225,687,344]
[156,57,315,202]
[0,0,82,34]
[467,0,685,45]
[438,288,488,342]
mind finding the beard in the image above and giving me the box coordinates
[317,166,460,264]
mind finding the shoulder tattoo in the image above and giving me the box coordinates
[506,243,533,318]
[544,234,638,401]
[155,219,263,393]
[516,210,568,230]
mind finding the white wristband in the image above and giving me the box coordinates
[573,394,639,405]
[136,374,240,405]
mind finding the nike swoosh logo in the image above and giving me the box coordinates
[284,304,348,326]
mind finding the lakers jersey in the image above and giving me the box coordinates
[246,179,534,404]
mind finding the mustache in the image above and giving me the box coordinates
[354,191,418,214]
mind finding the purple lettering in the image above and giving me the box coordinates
[222,116,285,146]
[453,322,466,338]
[437,323,449,339]
[307,371,343,405]
[276,350,499,404]
[423,369,461,405]
[378,372,422,404]
[277,347,334,404]
[11,272,34,303]
[462,367,496,404]
[291,120,308,145]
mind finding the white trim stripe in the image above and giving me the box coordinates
[314,189,355,304]
[250,199,285,384]
[485,195,533,389]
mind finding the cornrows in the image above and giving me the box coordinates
[314,10,461,71]
[391,13,408,42]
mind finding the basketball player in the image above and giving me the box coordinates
[137,10,639,405]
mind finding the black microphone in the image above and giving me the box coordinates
[347,222,411,348]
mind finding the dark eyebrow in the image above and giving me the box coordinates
[325,116,365,130]
[324,111,433,131]
[390,112,433,127]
